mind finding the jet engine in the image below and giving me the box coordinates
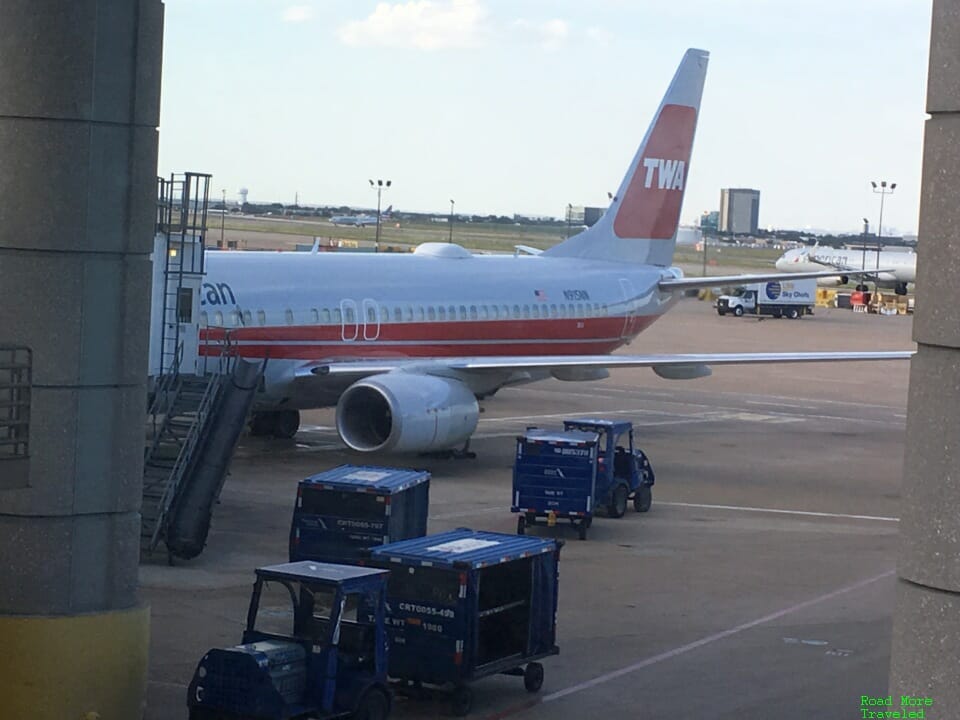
[336,373,479,453]
[816,275,847,287]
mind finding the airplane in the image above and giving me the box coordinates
[195,48,912,452]
[775,243,916,295]
[329,205,393,227]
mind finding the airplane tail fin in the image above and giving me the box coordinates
[382,204,393,217]
[544,48,708,266]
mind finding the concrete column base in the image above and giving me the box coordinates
[889,578,960,705]
[0,603,150,720]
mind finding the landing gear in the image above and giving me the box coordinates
[249,410,301,439]
[895,282,909,296]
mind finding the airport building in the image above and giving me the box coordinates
[700,210,720,232]
[568,205,605,228]
[719,188,760,234]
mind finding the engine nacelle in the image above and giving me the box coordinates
[336,373,479,453]
[816,275,847,287]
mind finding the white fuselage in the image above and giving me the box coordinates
[197,246,676,409]
[775,246,916,286]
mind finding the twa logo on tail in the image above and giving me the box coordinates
[642,158,686,190]
[613,103,698,240]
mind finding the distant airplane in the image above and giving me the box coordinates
[329,205,393,227]
[775,244,916,295]
[188,49,910,451]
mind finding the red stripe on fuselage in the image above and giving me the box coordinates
[199,315,660,360]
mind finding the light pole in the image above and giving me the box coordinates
[860,216,869,288]
[220,188,226,248]
[448,199,455,243]
[566,203,573,238]
[702,232,708,276]
[871,180,896,293]
[369,178,391,252]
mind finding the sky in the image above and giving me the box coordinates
[158,0,932,235]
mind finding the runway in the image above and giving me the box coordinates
[143,299,913,719]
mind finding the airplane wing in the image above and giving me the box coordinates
[658,269,895,292]
[299,350,913,380]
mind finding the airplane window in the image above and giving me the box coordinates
[558,305,567,319]
[380,305,388,322]
[568,304,575,317]
[258,310,266,325]
[501,304,509,318]
[322,309,331,324]
[405,305,414,321]
[601,304,608,316]
[550,304,558,318]
[229,310,240,326]
[490,306,499,320]
[577,303,584,317]
[437,306,446,321]
[469,306,478,320]
[584,304,593,318]
[393,307,402,323]
[513,305,521,318]
[367,306,376,323]
[213,311,223,326]
[480,306,489,320]
[459,306,467,320]
[531,305,539,319]
[417,306,425,322]
[593,303,600,316]
[427,306,436,321]
[199,311,208,327]
[345,307,355,323]
[285,309,294,324]
[448,305,456,319]
[243,310,253,325]
[333,308,342,323]
[311,309,319,324]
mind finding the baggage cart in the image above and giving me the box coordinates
[290,464,430,564]
[368,528,562,716]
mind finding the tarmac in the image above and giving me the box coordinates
[142,297,913,719]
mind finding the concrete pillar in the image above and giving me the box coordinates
[0,2,163,718]
[889,0,960,704]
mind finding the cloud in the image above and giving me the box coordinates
[512,18,574,50]
[282,5,313,23]
[338,0,488,50]
[585,26,613,44]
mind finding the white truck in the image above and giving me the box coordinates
[716,279,816,319]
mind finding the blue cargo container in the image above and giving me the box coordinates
[289,465,430,564]
[512,429,599,540]
[368,528,562,716]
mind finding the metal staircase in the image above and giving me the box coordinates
[141,369,226,552]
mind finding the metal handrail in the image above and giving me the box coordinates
[148,371,223,550]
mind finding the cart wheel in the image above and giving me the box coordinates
[517,516,526,535]
[633,485,652,513]
[578,522,588,541]
[523,662,545,693]
[608,484,628,518]
[354,688,390,720]
[451,685,473,717]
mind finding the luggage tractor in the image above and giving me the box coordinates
[562,419,655,517]
[187,562,392,720]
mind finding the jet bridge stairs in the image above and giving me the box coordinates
[141,348,262,561]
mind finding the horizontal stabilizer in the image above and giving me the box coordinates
[659,268,896,292]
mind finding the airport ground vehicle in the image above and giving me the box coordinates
[290,465,430,563]
[716,279,816,319]
[186,561,392,720]
[513,419,654,540]
[367,529,562,716]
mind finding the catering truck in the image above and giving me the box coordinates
[716,279,816,319]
